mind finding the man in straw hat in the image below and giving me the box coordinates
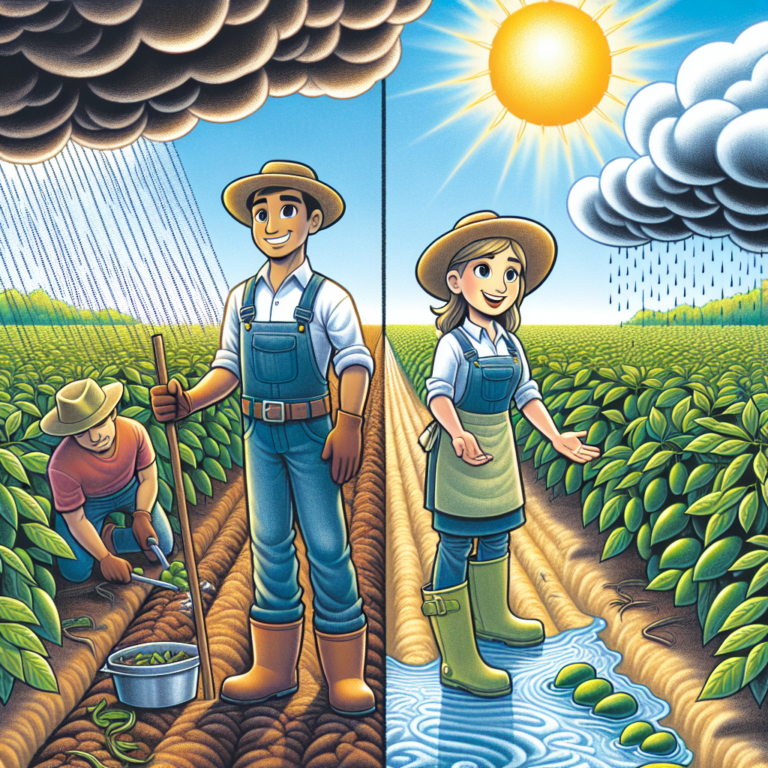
[415,211,600,697]
[42,379,173,584]
[151,161,375,716]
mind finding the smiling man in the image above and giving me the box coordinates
[150,161,376,716]
[42,378,173,584]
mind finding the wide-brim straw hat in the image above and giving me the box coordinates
[416,211,557,301]
[41,379,123,437]
[222,160,345,229]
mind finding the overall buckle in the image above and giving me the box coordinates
[262,400,286,423]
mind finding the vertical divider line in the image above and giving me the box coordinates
[381,75,387,739]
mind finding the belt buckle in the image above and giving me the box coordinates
[432,595,447,616]
[262,400,286,423]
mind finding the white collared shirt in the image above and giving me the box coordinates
[211,258,374,380]
[425,317,541,410]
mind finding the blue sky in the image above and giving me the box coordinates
[176,0,768,326]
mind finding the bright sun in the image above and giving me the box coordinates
[418,0,674,190]
[490,2,611,126]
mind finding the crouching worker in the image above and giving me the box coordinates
[41,379,173,584]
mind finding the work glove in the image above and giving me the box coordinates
[150,378,192,422]
[321,410,363,485]
[132,510,159,561]
[99,553,133,584]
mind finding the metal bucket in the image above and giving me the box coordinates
[101,641,200,708]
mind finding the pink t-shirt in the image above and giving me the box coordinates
[48,417,156,513]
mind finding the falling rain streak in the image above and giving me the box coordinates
[607,237,767,325]
[0,139,228,356]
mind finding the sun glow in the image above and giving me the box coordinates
[416,0,678,192]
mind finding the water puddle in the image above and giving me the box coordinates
[387,618,693,768]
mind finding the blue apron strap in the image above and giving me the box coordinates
[294,273,325,327]
[239,276,257,324]
[451,327,478,362]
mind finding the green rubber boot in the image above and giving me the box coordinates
[468,554,545,647]
[422,581,511,697]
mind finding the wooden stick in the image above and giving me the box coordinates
[152,334,215,700]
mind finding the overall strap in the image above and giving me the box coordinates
[451,327,478,362]
[239,276,257,324]
[293,273,326,326]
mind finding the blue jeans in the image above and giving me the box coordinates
[432,531,510,590]
[55,478,173,583]
[243,413,365,634]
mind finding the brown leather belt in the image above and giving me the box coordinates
[241,395,331,423]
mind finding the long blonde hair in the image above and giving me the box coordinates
[433,237,527,334]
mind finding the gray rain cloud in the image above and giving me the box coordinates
[0,0,430,164]
[568,21,768,254]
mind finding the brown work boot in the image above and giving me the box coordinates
[220,617,303,705]
[315,624,376,716]
[100,523,117,556]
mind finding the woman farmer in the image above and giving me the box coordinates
[416,211,601,697]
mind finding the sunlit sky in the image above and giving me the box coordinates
[177,0,767,326]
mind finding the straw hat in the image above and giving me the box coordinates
[416,211,557,301]
[41,379,123,437]
[222,160,345,228]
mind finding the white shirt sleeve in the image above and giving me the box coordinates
[210,283,243,380]
[425,333,463,406]
[509,334,542,410]
[317,285,374,377]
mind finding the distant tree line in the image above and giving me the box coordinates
[0,288,137,325]
[628,280,767,326]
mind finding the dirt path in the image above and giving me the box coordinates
[385,338,768,768]
[23,328,385,768]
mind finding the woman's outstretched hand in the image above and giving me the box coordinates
[552,431,601,464]
[452,430,493,466]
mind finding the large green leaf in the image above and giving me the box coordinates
[207,422,231,445]
[651,503,689,545]
[179,428,203,451]
[20,650,57,693]
[647,408,668,441]
[722,454,753,491]
[623,497,644,533]
[720,597,768,633]
[202,457,227,484]
[29,587,61,645]
[8,487,47,524]
[716,624,768,656]
[674,568,697,606]
[0,449,28,484]
[740,491,760,534]
[686,491,722,516]
[644,478,668,513]
[599,495,627,533]
[182,471,197,507]
[0,638,23,681]
[0,485,18,528]
[0,623,47,655]
[683,463,718,494]
[699,656,746,700]
[695,417,750,440]
[546,458,567,489]
[191,469,212,498]
[178,442,197,468]
[5,411,22,440]
[743,399,760,437]
[647,569,683,591]
[0,596,37,624]
[656,387,688,409]
[148,425,170,460]
[731,550,768,572]
[749,562,768,597]
[21,524,75,559]
[712,440,751,457]
[601,526,632,561]
[704,582,748,644]
[595,460,627,486]
[754,451,768,484]
[745,642,768,686]
[686,434,726,454]
[660,538,702,570]
[0,666,14,704]
[694,537,742,582]
[636,522,652,560]
[0,546,34,582]
[582,487,604,527]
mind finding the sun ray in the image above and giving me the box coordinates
[490,107,509,130]
[418,91,497,140]
[562,129,575,181]
[557,125,568,145]
[609,73,646,84]
[577,119,604,164]
[592,104,625,136]
[604,0,665,36]
[435,116,502,196]
[394,70,490,99]
[592,2,616,23]
[496,0,510,13]
[603,91,626,106]
[517,120,528,143]
[421,23,494,50]
[496,120,528,193]
[611,35,692,57]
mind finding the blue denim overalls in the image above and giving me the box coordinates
[238,272,364,634]
[426,326,526,589]
[55,478,173,583]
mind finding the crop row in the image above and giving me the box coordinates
[0,324,240,703]
[388,324,768,704]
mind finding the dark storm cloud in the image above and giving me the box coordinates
[0,0,430,163]
[568,21,768,254]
